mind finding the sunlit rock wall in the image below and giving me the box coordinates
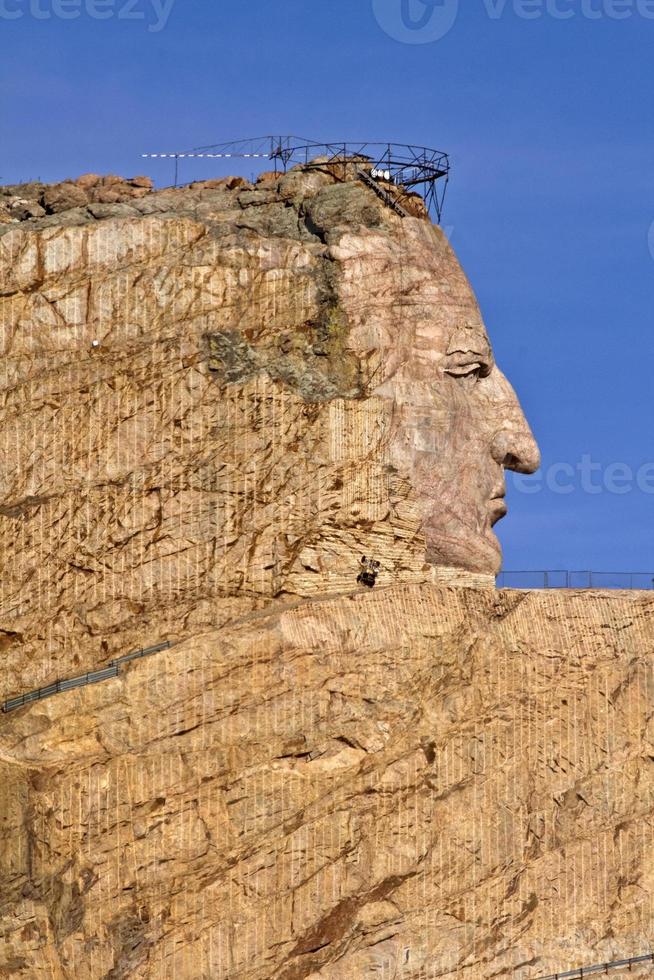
[0,585,653,978]
[0,167,493,708]
[0,170,650,980]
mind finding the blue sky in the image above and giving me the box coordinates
[2,0,653,574]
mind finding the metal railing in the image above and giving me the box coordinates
[141,136,451,221]
[534,950,654,978]
[497,570,654,591]
[1,640,172,713]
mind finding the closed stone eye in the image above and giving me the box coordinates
[445,328,493,378]
[444,358,492,383]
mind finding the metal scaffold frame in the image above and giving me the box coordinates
[141,135,451,222]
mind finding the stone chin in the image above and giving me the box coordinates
[424,514,505,578]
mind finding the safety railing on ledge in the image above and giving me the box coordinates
[497,570,654,590]
[1,640,173,713]
[534,950,654,979]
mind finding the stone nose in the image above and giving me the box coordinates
[491,427,541,474]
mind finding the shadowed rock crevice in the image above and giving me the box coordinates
[281,870,418,980]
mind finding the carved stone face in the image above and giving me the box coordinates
[333,218,540,575]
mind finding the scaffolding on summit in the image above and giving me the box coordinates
[141,135,451,223]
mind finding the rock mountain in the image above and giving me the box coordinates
[0,162,651,978]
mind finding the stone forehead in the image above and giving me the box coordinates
[332,225,491,360]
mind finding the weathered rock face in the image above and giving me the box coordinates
[0,585,652,978]
[0,161,538,704]
[2,165,646,980]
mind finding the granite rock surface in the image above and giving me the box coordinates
[0,165,649,980]
[0,585,652,978]
[0,160,536,706]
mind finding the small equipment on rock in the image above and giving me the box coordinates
[357,556,380,589]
